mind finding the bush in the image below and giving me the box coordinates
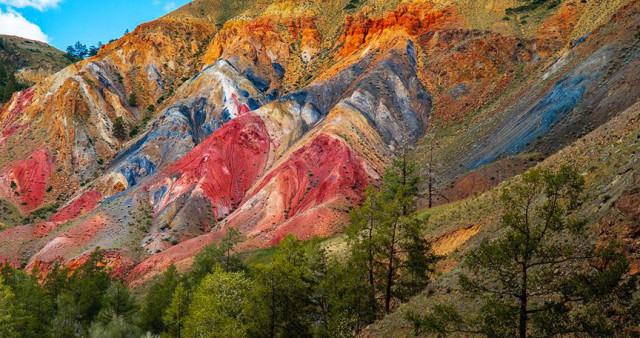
[128,92,138,107]
[113,117,127,140]
[129,125,139,138]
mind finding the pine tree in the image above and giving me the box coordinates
[128,92,138,107]
[347,150,438,314]
[190,242,224,284]
[52,292,82,338]
[1,264,54,336]
[304,238,330,335]
[163,284,189,338]
[97,282,137,324]
[140,264,179,334]
[413,165,640,337]
[321,256,376,335]
[221,227,244,272]
[89,315,143,338]
[73,41,88,59]
[67,249,111,329]
[247,235,313,337]
[346,185,382,316]
[44,262,69,315]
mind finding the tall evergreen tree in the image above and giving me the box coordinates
[52,292,82,338]
[163,284,189,338]
[67,249,111,330]
[412,166,640,337]
[247,235,313,337]
[190,242,224,285]
[347,150,438,314]
[1,264,54,336]
[44,262,69,316]
[97,282,137,324]
[221,227,244,272]
[346,185,382,316]
[321,256,377,335]
[140,264,179,334]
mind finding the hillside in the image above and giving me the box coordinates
[0,0,637,294]
[0,35,71,102]
[364,95,640,337]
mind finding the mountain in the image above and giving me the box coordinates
[0,35,71,103]
[363,87,640,337]
[0,0,638,293]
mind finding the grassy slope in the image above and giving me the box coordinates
[362,100,640,337]
[0,35,71,84]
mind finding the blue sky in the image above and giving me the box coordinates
[0,0,192,50]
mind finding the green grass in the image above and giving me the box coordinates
[0,199,23,230]
[240,246,278,266]
[0,34,70,74]
[505,0,557,15]
[23,203,60,224]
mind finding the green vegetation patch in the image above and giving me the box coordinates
[22,203,60,224]
[505,0,561,15]
[0,199,23,230]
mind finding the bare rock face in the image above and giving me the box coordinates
[0,0,639,284]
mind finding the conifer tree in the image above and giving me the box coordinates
[347,150,438,314]
[1,264,54,336]
[221,227,244,272]
[163,284,189,338]
[412,165,640,337]
[140,264,179,334]
[97,282,137,324]
[247,235,313,337]
[44,262,69,315]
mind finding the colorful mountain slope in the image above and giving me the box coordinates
[0,0,638,287]
[363,95,640,338]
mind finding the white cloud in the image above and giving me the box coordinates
[152,0,177,13]
[0,0,63,11]
[163,2,176,12]
[0,8,49,42]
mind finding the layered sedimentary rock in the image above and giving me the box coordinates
[0,0,638,285]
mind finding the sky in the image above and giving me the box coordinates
[0,0,192,50]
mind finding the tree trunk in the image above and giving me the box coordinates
[384,222,398,313]
[402,150,408,216]
[428,179,433,209]
[519,263,528,338]
[367,221,376,314]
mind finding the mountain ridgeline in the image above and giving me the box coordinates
[0,0,639,336]
[0,35,71,104]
